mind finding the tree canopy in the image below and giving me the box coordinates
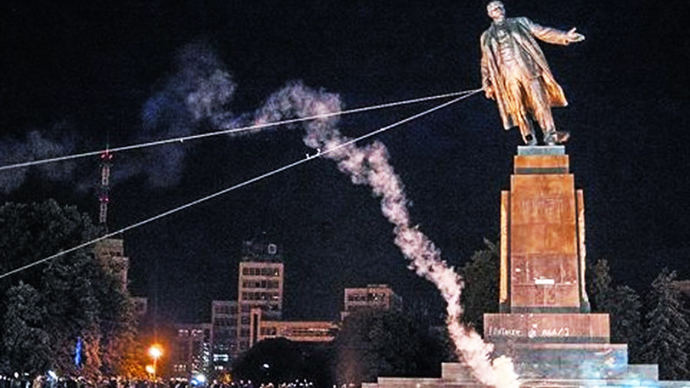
[459,239,499,333]
[332,309,447,386]
[232,338,332,386]
[0,200,138,379]
[640,268,689,380]
[588,259,643,361]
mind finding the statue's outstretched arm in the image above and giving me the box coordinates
[521,17,585,45]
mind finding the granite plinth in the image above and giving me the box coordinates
[517,145,565,155]
[364,361,685,387]
[494,343,629,379]
[503,153,585,312]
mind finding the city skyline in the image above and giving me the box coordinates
[1,0,688,323]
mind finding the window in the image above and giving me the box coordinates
[213,354,229,362]
[214,305,229,315]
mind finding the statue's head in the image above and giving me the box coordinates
[486,1,506,21]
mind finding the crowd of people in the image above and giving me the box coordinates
[0,377,321,388]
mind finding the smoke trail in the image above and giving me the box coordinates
[256,81,519,388]
[135,40,238,187]
[1,42,238,193]
[0,130,76,194]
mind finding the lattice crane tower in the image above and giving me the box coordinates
[98,148,113,229]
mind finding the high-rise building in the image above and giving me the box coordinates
[236,239,284,353]
[210,300,238,373]
[341,284,403,320]
[93,238,129,290]
[250,308,338,345]
[172,323,212,378]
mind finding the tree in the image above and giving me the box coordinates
[640,268,690,380]
[332,309,445,386]
[1,282,52,376]
[608,285,643,361]
[588,259,643,361]
[589,259,614,312]
[93,267,140,377]
[459,239,499,333]
[0,200,139,378]
[41,254,103,378]
[232,338,332,386]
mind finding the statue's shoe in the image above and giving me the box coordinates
[545,131,570,145]
[524,133,537,146]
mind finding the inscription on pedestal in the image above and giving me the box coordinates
[484,313,610,343]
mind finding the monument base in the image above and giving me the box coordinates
[363,361,686,388]
[361,146,690,387]
[484,313,610,343]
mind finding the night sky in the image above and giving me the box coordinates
[1,0,688,323]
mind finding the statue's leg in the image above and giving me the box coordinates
[529,79,555,133]
[507,78,536,145]
[528,78,568,145]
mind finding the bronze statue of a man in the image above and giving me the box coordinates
[480,1,585,145]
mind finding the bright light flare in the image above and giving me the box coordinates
[194,374,206,383]
[145,365,155,374]
[148,344,163,359]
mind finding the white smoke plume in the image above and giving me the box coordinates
[255,81,520,388]
[1,41,238,194]
[0,130,77,194]
[137,40,238,188]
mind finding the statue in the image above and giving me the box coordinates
[480,1,585,146]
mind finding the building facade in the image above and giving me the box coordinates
[236,239,284,353]
[250,308,338,344]
[93,237,129,290]
[210,300,238,373]
[341,284,403,320]
[172,323,212,378]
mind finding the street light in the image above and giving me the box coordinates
[148,344,163,382]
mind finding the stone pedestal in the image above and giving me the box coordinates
[362,147,689,387]
[484,146,620,378]
[497,146,588,313]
